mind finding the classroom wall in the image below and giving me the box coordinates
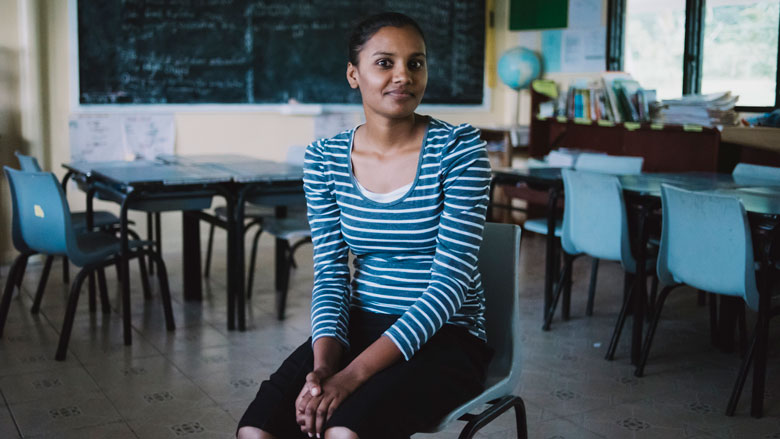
[0,0,607,265]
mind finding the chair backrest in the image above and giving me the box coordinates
[574,152,644,175]
[658,184,759,310]
[3,167,75,257]
[14,151,43,172]
[478,222,522,392]
[732,163,780,181]
[561,169,635,270]
[5,166,33,254]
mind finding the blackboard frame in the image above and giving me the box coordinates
[68,0,492,113]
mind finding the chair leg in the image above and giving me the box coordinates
[457,396,527,439]
[561,253,573,321]
[0,255,30,337]
[605,273,636,361]
[708,292,719,347]
[738,304,748,356]
[726,324,757,416]
[127,229,151,300]
[147,213,155,276]
[31,255,54,314]
[145,251,175,331]
[155,212,162,272]
[246,225,263,299]
[62,256,70,284]
[635,285,675,377]
[586,258,599,316]
[275,239,291,320]
[204,223,215,278]
[542,254,572,331]
[55,268,90,361]
[647,274,659,321]
[97,268,111,315]
[14,256,28,289]
[138,255,152,300]
[88,272,97,313]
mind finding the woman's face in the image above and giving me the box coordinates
[346,25,427,119]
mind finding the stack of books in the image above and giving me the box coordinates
[547,73,657,123]
[656,92,739,127]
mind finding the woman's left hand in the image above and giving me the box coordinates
[296,370,362,437]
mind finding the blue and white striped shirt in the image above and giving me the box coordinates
[304,117,491,360]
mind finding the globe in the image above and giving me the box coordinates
[497,47,542,91]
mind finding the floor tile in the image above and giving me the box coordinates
[83,355,188,390]
[27,421,138,438]
[102,375,216,421]
[9,391,122,437]
[126,405,236,439]
[0,401,20,439]
[0,366,100,404]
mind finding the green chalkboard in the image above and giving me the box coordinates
[509,0,568,31]
[77,0,486,105]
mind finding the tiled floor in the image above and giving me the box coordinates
[0,229,779,438]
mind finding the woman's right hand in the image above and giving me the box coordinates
[295,367,333,436]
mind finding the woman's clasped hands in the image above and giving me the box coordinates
[295,367,361,437]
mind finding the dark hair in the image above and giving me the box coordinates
[348,12,426,65]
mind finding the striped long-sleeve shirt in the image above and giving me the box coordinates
[304,117,491,361]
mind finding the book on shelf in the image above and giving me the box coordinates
[540,73,656,124]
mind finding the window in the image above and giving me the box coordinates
[701,0,779,107]
[624,0,686,100]
[609,0,780,110]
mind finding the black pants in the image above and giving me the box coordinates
[237,310,492,439]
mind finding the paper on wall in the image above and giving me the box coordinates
[69,114,126,162]
[541,27,606,73]
[314,112,364,141]
[123,114,175,160]
[69,113,175,162]
[567,0,603,29]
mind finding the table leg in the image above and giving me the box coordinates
[120,198,132,346]
[182,211,202,302]
[235,199,247,331]
[543,187,561,319]
[225,196,237,331]
[631,203,650,365]
[750,243,772,417]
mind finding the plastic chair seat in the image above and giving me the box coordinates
[523,218,562,237]
[127,197,213,212]
[262,216,311,241]
[71,211,121,232]
[213,204,276,221]
[73,232,149,267]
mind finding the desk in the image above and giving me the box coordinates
[619,174,780,418]
[63,156,303,338]
[491,168,780,416]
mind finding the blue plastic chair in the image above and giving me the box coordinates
[422,223,527,438]
[635,185,767,416]
[544,169,658,359]
[527,154,644,320]
[14,152,152,308]
[732,162,780,181]
[0,167,175,360]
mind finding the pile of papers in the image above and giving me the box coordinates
[656,92,739,127]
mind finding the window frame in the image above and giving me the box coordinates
[607,0,780,112]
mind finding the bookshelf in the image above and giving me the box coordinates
[529,117,722,172]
